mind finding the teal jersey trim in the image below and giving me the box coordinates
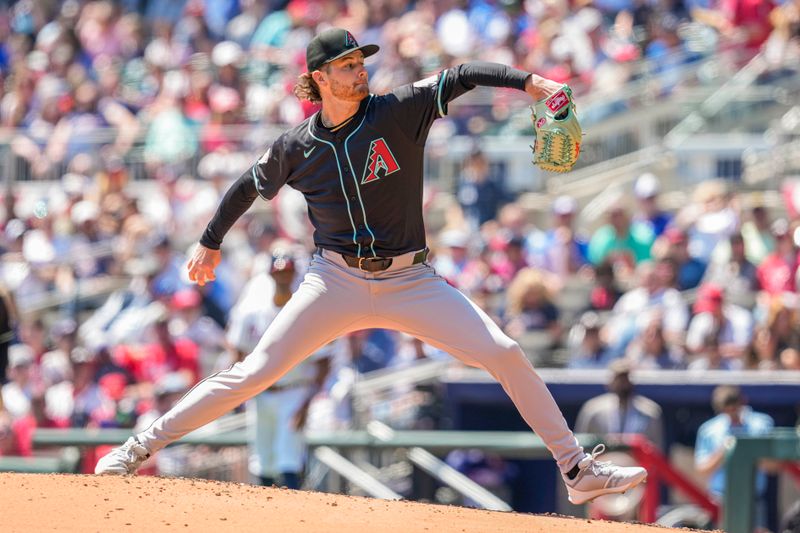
[436,69,448,118]
[307,118,361,257]
[344,95,378,257]
[251,166,269,200]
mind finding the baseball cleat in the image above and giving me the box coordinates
[563,444,647,505]
[94,436,150,475]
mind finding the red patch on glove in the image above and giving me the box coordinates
[546,90,569,113]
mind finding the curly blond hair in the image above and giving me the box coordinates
[506,268,553,315]
[294,63,334,104]
[292,72,320,103]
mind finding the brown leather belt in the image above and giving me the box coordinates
[338,248,429,272]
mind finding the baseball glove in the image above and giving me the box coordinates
[530,85,582,173]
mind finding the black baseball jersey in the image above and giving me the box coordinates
[201,61,529,257]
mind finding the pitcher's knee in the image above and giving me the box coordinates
[236,349,295,392]
[491,339,531,368]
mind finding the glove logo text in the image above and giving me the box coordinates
[546,90,569,113]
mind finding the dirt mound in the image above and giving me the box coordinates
[0,473,694,532]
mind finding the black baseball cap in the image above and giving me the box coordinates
[306,28,379,72]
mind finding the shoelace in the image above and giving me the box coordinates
[123,440,149,462]
[584,444,614,476]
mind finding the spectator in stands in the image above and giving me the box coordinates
[680,180,738,264]
[1,344,38,420]
[662,228,706,290]
[695,385,775,530]
[504,268,562,349]
[200,85,244,153]
[78,255,166,350]
[750,295,800,369]
[16,318,48,362]
[0,402,34,457]
[757,219,799,296]
[588,201,654,274]
[689,335,743,371]
[432,229,473,289]
[150,234,188,299]
[67,346,117,428]
[575,359,664,450]
[780,348,800,370]
[691,0,776,50]
[123,309,200,386]
[0,282,18,385]
[741,203,774,267]
[587,260,624,312]
[490,235,529,285]
[749,327,780,371]
[453,242,506,299]
[686,283,753,364]
[142,71,199,166]
[633,173,672,237]
[457,147,506,230]
[604,261,689,358]
[768,0,800,64]
[653,255,679,291]
[702,233,759,308]
[567,311,611,369]
[526,195,588,277]
[495,202,531,242]
[626,318,685,370]
[169,287,229,377]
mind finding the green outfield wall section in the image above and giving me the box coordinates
[0,448,80,473]
[724,429,800,533]
[32,428,602,458]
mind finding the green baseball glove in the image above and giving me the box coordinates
[530,85,582,173]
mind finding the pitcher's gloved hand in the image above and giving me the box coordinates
[530,85,582,173]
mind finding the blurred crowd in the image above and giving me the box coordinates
[0,0,799,476]
[445,171,800,374]
[2,0,799,182]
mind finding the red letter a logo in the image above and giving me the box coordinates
[361,138,400,184]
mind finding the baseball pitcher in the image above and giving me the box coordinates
[96,28,646,505]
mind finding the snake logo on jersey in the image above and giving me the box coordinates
[361,137,400,184]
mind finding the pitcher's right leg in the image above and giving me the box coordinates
[96,257,368,474]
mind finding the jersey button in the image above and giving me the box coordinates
[350,196,356,201]
[358,224,365,230]
[344,168,350,174]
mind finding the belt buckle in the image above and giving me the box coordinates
[358,257,370,271]
[357,256,389,272]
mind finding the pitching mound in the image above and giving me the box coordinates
[1,473,698,532]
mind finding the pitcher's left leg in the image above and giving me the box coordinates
[374,266,583,473]
[374,265,647,502]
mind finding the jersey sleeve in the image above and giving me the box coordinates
[693,422,718,466]
[199,135,291,250]
[388,62,530,144]
[252,133,291,200]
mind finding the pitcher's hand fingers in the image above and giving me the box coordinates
[192,268,208,286]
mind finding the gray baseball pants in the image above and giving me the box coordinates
[138,249,585,473]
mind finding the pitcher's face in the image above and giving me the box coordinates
[320,51,369,103]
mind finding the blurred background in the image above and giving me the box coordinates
[0,0,799,531]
